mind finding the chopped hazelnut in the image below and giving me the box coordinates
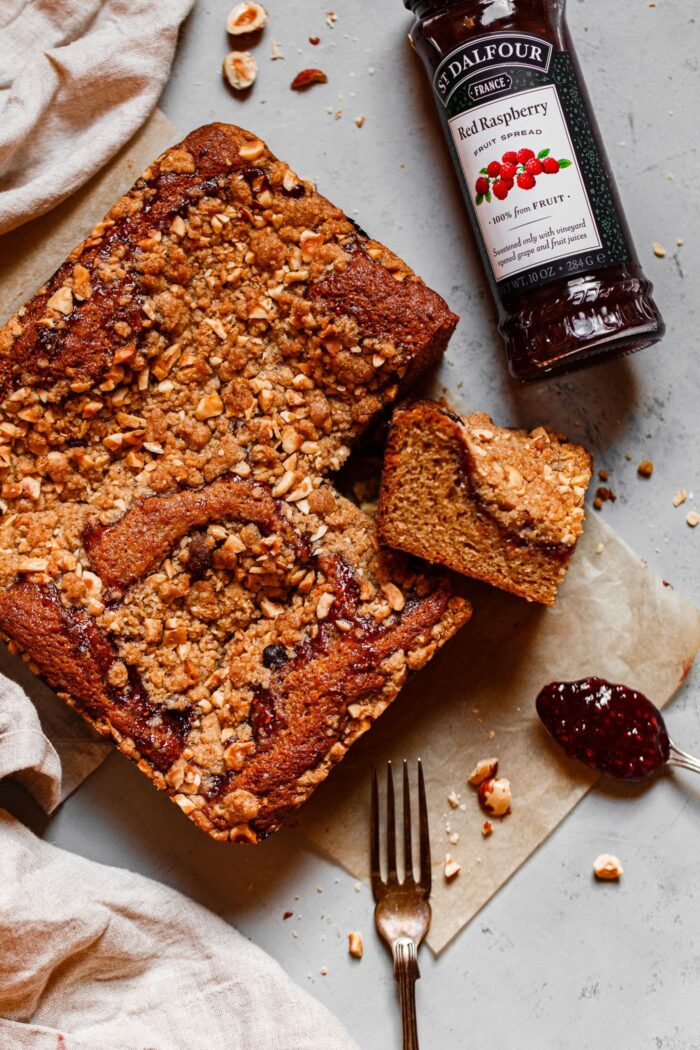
[444,854,461,880]
[481,820,493,837]
[652,242,666,258]
[687,510,699,528]
[673,489,687,507]
[19,476,41,500]
[46,286,74,315]
[381,582,405,612]
[637,459,654,478]
[72,264,92,301]
[173,794,196,815]
[260,597,284,619]
[226,2,268,35]
[348,931,363,959]
[300,229,324,258]
[239,139,265,162]
[593,854,623,880]
[194,392,224,421]
[271,471,295,497]
[223,51,257,90]
[316,592,334,620]
[17,557,49,573]
[468,756,499,786]
[170,215,187,237]
[478,777,511,817]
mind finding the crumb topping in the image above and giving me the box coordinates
[0,123,465,841]
[460,412,592,548]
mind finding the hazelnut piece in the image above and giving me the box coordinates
[444,854,461,880]
[478,776,511,817]
[222,51,257,90]
[468,756,499,786]
[348,931,363,959]
[593,854,623,881]
[226,2,268,35]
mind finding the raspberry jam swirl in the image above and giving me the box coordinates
[536,678,670,781]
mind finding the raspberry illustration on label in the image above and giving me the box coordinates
[474,147,571,204]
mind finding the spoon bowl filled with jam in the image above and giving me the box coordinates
[536,678,700,781]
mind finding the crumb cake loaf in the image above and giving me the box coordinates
[377,400,592,606]
[0,124,471,841]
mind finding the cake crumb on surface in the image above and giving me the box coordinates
[673,489,687,507]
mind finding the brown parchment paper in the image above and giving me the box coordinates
[297,513,700,953]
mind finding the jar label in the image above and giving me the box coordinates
[433,35,630,294]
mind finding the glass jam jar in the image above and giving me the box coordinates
[404,0,665,380]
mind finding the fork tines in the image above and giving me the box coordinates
[371,759,431,896]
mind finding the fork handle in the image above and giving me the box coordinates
[393,937,420,1050]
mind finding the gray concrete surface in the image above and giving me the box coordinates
[3,2,700,1047]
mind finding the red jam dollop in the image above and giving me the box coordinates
[536,678,670,781]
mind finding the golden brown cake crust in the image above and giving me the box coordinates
[377,400,593,606]
[0,124,468,841]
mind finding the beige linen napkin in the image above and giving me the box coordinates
[0,810,360,1050]
[0,0,194,235]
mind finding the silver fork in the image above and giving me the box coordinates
[371,760,432,1050]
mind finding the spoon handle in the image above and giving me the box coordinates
[667,741,700,775]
